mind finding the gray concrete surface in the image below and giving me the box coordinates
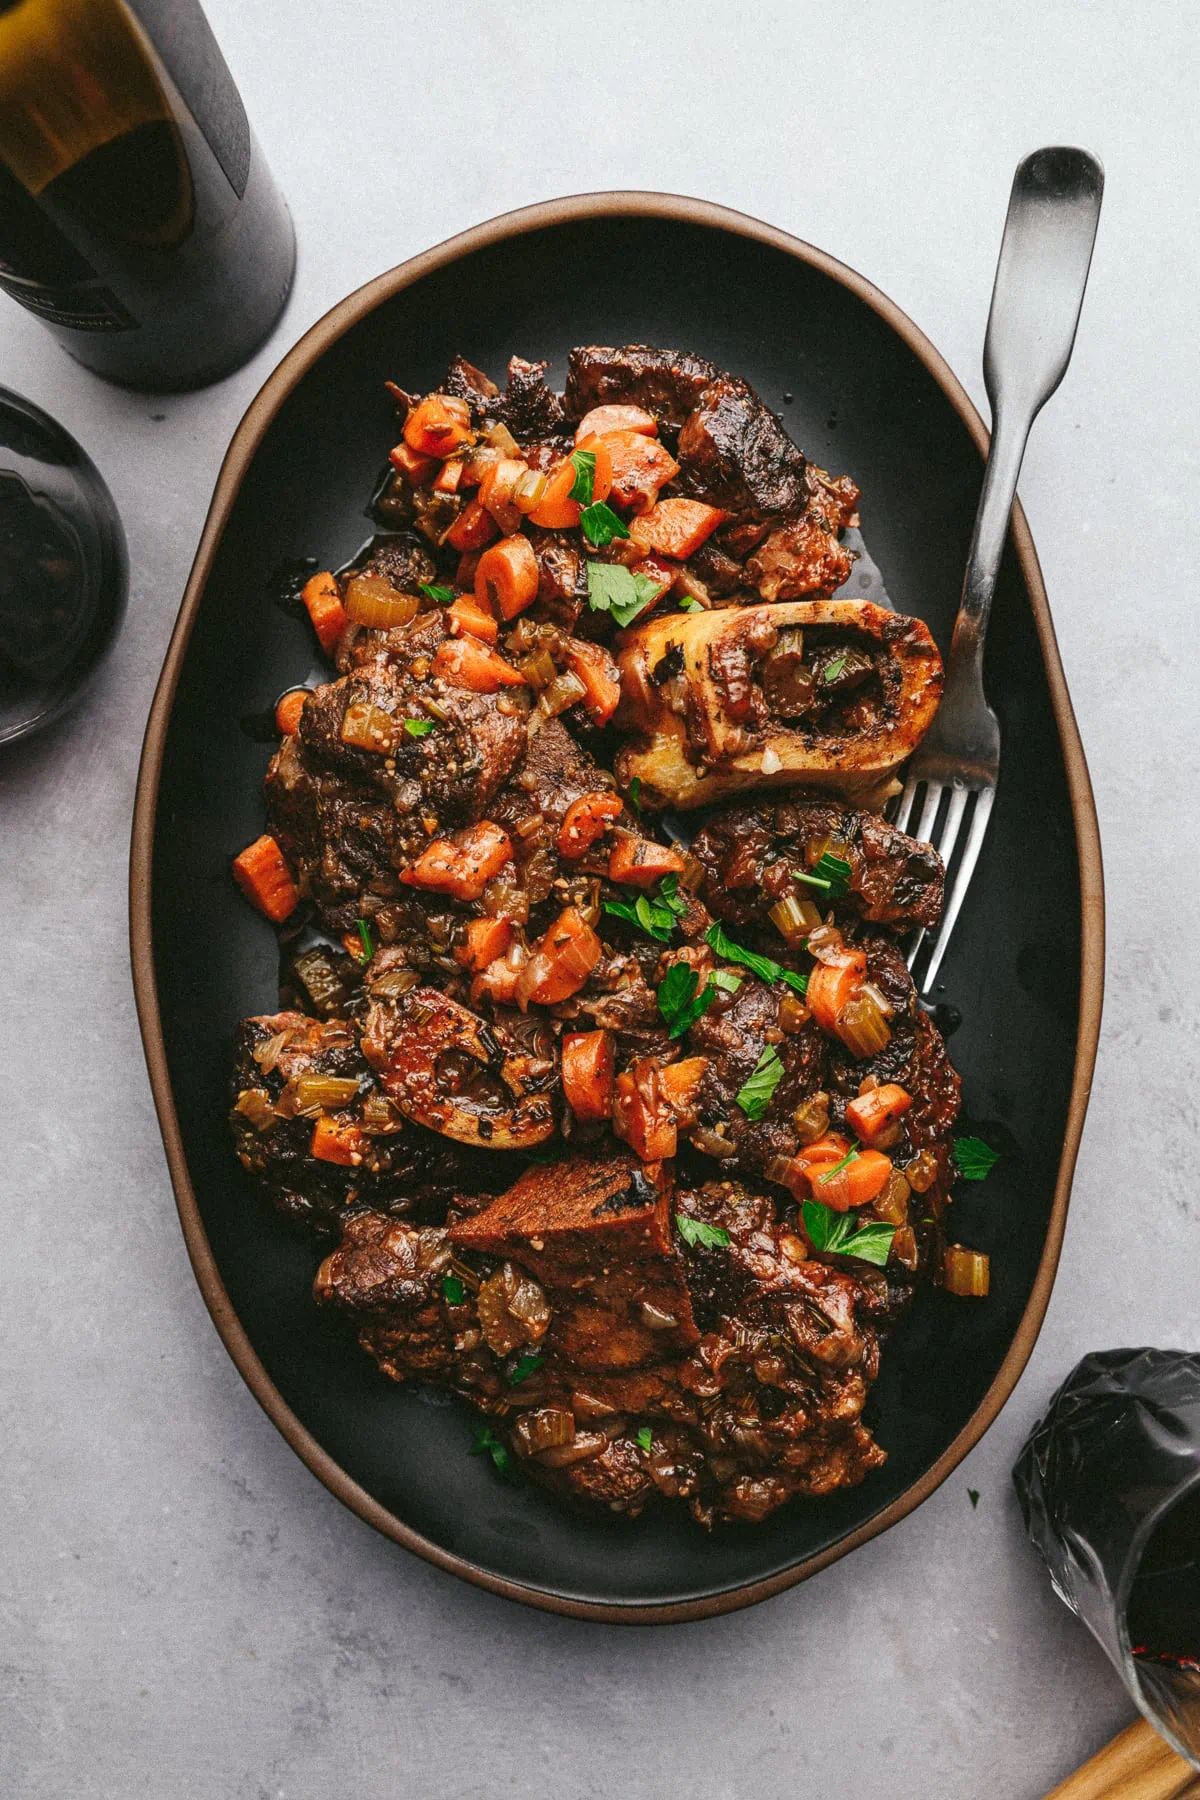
[2,3,1197,1795]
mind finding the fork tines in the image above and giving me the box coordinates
[892,776,997,993]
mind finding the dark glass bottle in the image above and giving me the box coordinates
[0,0,295,390]
[0,387,126,744]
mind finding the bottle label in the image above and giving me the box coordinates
[0,270,137,332]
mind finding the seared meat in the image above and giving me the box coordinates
[353,530,438,598]
[692,796,944,933]
[676,375,809,518]
[564,344,720,434]
[491,356,569,441]
[748,513,855,599]
[229,1012,503,1237]
[686,975,825,1175]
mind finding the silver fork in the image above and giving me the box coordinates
[895,146,1104,992]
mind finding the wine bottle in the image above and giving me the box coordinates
[0,0,295,391]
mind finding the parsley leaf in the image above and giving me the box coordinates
[822,653,849,684]
[968,1488,980,1509]
[355,919,374,962]
[627,776,642,813]
[711,968,742,994]
[470,1424,521,1483]
[816,1143,861,1184]
[508,1351,545,1386]
[419,582,455,605]
[657,962,721,1039]
[604,877,682,944]
[735,1044,785,1120]
[567,448,596,505]
[676,1213,731,1250]
[802,1200,895,1267]
[706,923,808,996]
[586,559,662,626]
[403,716,435,738]
[581,501,631,549]
[657,872,688,918]
[636,1425,653,1455]
[953,1136,1001,1181]
[794,851,852,900]
[441,1273,465,1305]
[678,596,703,613]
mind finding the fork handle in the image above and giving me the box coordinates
[947,146,1104,685]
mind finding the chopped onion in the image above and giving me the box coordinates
[234,1088,277,1133]
[477,1261,550,1354]
[538,670,586,719]
[777,993,811,1034]
[369,967,422,999]
[791,1091,831,1145]
[341,700,395,753]
[483,420,521,456]
[942,1245,990,1297]
[513,469,548,513]
[251,1030,291,1074]
[344,573,418,630]
[535,1431,608,1469]
[761,746,782,774]
[512,1408,575,1457]
[904,1148,939,1193]
[891,1226,919,1270]
[519,648,558,691]
[639,1301,679,1331]
[872,1169,911,1226]
[861,980,894,1020]
[836,990,891,1058]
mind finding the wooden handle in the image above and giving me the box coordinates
[1045,1717,1197,1800]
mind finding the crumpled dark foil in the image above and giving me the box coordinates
[1013,1347,1200,1769]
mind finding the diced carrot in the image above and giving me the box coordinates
[433,636,526,692]
[808,1147,894,1214]
[403,394,473,457]
[274,687,310,736]
[454,915,514,972]
[528,437,613,529]
[475,533,540,620]
[310,1114,368,1166]
[232,834,299,923]
[660,1056,708,1111]
[447,594,498,645]
[602,430,680,515]
[613,1061,677,1162]
[434,458,465,494]
[575,404,658,442]
[470,948,525,1008]
[456,550,483,588]
[400,821,513,902]
[806,948,868,1036]
[444,498,499,552]
[629,498,726,559]
[515,906,602,1006]
[302,571,348,656]
[558,791,624,859]
[561,1030,616,1121]
[389,441,436,485]
[607,835,686,888]
[846,1083,912,1145]
[563,637,621,726]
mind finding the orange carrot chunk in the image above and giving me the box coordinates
[612,1061,677,1162]
[528,437,613,529]
[475,533,540,620]
[557,791,624,859]
[805,947,868,1036]
[561,1030,616,1121]
[516,907,602,1006]
[433,459,465,495]
[808,1147,894,1213]
[444,498,499,552]
[607,836,686,887]
[660,1056,708,1111]
[389,441,436,485]
[846,1083,912,1145]
[602,430,680,515]
[310,1114,368,1166]
[232,834,299,923]
[400,821,513,903]
[563,637,622,726]
[403,394,473,457]
[301,571,348,656]
[446,594,498,645]
[629,498,726,559]
[454,915,514,972]
[574,404,658,442]
[274,688,310,736]
[432,637,527,692]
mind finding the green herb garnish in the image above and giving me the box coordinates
[441,1273,465,1305]
[705,923,808,996]
[657,963,715,1039]
[817,1143,861,1184]
[604,873,687,944]
[676,1214,731,1250]
[735,1044,785,1120]
[678,596,704,613]
[567,448,597,505]
[636,1425,653,1455]
[403,716,435,738]
[508,1351,545,1386]
[627,776,642,813]
[355,919,374,962]
[822,653,849,684]
[470,1425,521,1483]
[953,1136,1001,1182]
[586,559,662,626]
[801,1200,895,1267]
[968,1489,980,1509]
[794,851,852,900]
[580,501,631,548]
[419,582,455,605]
